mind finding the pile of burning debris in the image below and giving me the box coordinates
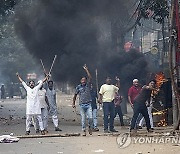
[152,72,171,127]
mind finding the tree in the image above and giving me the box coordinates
[0,0,18,20]
[139,0,169,24]
[0,1,39,84]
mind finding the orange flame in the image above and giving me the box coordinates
[155,72,168,89]
[151,72,168,97]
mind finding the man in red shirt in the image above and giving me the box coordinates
[128,79,142,129]
[128,79,141,108]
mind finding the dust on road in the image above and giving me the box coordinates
[0,94,179,154]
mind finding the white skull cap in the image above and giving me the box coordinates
[133,79,138,83]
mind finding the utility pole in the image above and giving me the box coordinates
[161,19,164,68]
[169,0,180,130]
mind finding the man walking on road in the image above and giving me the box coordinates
[72,64,93,136]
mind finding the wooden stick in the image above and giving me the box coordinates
[40,59,47,74]
[16,133,80,139]
[95,69,99,94]
[49,55,57,75]
[95,69,101,109]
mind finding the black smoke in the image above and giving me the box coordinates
[14,0,148,93]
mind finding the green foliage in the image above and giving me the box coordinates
[0,31,39,83]
[0,0,17,16]
[139,0,169,23]
[0,12,39,83]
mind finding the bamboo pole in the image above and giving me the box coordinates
[95,69,99,95]
[40,59,47,74]
[16,133,80,139]
[49,55,57,75]
[95,69,101,109]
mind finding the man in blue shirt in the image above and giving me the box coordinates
[72,65,93,136]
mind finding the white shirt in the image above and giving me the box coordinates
[22,81,43,115]
[38,88,47,108]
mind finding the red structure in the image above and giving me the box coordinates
[124,41,133,52]
[175,0,180,64]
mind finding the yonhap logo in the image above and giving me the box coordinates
[117,133,131,148]
[117,132,180,148]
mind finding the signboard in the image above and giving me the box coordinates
[27,73,37,80]
[150,47,158,55]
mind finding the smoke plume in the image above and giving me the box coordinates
[14,0,148,93]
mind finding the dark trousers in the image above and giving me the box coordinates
[1,93,5,99]
[103,102,115,130]
[130,102,151,130]
[114,106,124,126]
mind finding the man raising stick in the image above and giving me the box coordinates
[16,73,49,135]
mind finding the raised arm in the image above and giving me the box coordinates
[83,64,92,82]
[16,72,29,90]
[36,75,49,90]
[16,72,24,83]
[115,76,120,88]
[42,74,50,83]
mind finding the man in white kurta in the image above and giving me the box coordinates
[23,80,45,134]
[16,73,49,135]
[38,85,48,132]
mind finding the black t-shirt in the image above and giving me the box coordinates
[134,87,152,105]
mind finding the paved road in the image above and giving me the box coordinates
[0,95,179,154]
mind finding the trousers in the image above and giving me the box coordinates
[26,114,44,131]
[130,102,151,130]
[139,105,154,128]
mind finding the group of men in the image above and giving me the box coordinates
[73,65,124,136]
[128,79,155,133]
[16,73,62,135]
[16,64,155,136]
[73,65,155,135]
